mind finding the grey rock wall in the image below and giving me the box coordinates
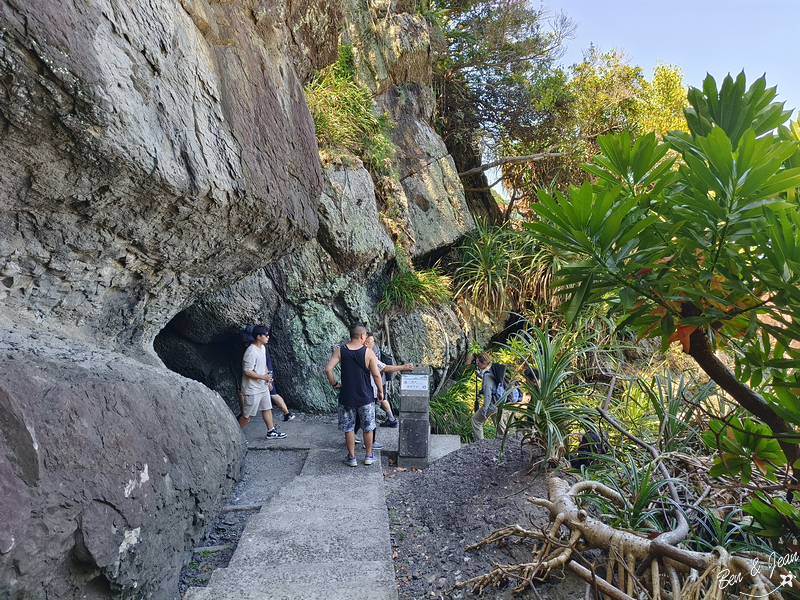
[154,7,477,415]
[0,0,340,597]
[0,322,243,600]
[376,83,475,260]
[0,0,329,358]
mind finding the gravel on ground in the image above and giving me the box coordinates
[382,437,586,600]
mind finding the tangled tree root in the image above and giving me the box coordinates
[449,477,787,599]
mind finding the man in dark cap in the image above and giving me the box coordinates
[239,326,295,422]
[240,325,287,439]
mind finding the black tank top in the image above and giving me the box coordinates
[339,345,373,407]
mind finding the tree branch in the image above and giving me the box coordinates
[682,302,800,471]
[458,152,563,178]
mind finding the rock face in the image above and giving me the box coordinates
[0,323,243,600]
[0,0,339,597]
[154,8,477,414]
[388,305,469,394]
[0,0,330,358]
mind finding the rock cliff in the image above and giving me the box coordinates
[0,0,339,597]
[155,4,478,414]
[1,0,487,596]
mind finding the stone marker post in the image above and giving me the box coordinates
[398,367,430,469]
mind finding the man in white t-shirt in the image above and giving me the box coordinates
[239,325,287,439]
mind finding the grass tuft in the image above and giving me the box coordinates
[304,45,396,176]
[377,267,452,313]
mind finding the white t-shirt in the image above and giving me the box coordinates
[241,344,267,396]
[370,359,386,398]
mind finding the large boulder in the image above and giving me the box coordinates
[0,322,243,600]
[341,0,432,95]
[376,84,475,261]
[387,305,469,393]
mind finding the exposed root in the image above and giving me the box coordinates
[449,476,792,599]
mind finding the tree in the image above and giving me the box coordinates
[499,50,687,220]
[430,0,574,222]
[527,73,800,524]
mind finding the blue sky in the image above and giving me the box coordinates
[540,0,799,119]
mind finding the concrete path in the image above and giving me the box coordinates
[184,417,460,600]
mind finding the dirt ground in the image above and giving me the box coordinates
[382,437,587,600]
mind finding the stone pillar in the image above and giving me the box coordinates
[398,367,430,469]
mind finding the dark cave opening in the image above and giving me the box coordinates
[154,315,246,418]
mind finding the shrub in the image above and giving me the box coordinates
[429,370,480,442]
[304,45,396,176]
[455,219,557,315]
[498,325,601,469]
[377,267,452,313]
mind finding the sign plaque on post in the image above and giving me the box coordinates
[398,367,430,469]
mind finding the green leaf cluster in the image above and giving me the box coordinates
[579,457,677,534]
[304,45,397,176]
[700,416,786,484]
[430,368,481,442]
[377,267,453,313]
[455,219,556,314]
[498,326,600,469]
[743,492,800,538]
[529,72,800,389]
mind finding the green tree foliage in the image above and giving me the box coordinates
[527,72,800,536]
[502,50,687,218]
[430,0,573,221]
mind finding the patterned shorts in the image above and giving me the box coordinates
[338,403,376,433]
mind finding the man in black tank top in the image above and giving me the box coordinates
[325,323,384,466]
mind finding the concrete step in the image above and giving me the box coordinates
[188,559,396,599]
[186,571,397,600]
[228,514,392,568]
[431,434,462,460]
[269,476,386,510]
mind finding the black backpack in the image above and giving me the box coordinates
[381,351,397,381]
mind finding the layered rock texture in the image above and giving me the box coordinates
[156,2,478,413]
[0,0,338,597]
[2,0,486,596]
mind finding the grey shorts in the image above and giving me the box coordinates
[338,403,376,433]
[243,391,272,418]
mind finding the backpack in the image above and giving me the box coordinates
[381,351,397,381]
[489,363,521,404]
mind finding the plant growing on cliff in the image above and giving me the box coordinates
[377,267,453,313]
[528,73,800,537]
[305,45,396,176]
[454,219,557,314]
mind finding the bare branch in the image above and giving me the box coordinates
[458,152,564,178]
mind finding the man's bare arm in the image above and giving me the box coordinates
[244,370,272,382]
[324,347,342,388]
[381,362,414,373]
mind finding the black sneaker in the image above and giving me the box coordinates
[266,429,287,439]
[380,419,399,428]
[283,412,296,422]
